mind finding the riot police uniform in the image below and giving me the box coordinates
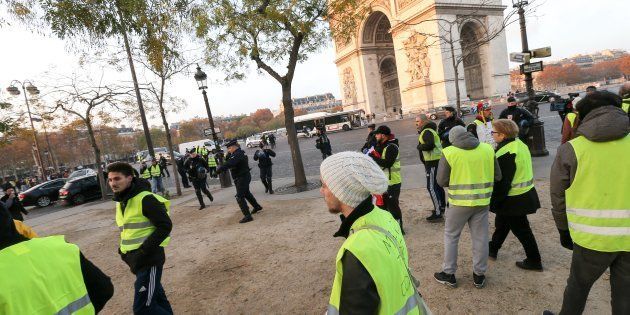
[184,153,214,209]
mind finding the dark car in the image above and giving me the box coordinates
[424,106,468,120]
[18,179,67,207]
[59,175,102,206]
[514,91,562,104]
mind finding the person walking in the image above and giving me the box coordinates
[434,126,501,289]
[437,106,465,148]
[1,184,28,221]
[315,126,333,160]
[499,97,535,142]
[175,153,191,188]
[217,140,262,224]
[488,119,543,271]
[416,115,446,222]
[0,201,114,314]
[561,97,581,144]
[158,154,170,178]
[467,103,496,148]
[360,123,377,153]
[321,151,430,315]
[546,91,629,315]
[267,132,276,149]
[107,162,174,314]
[149,158,165,195]
[368,125,404,233]
[184,150,214,210]
[253,142,276,194]
[207,149,218,178]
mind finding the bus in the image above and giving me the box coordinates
[293,110,365,137]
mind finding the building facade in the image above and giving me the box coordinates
[333,0,510,116]
[281,93,343,113]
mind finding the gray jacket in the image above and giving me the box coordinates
[436,129,502,189]
[550,106,629,230]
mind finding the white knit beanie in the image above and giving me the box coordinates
[320,151,389,208]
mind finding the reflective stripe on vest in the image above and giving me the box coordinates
[442,143,495,206]
[382,144,402,185]
[149,165,161,177]
[419,128,442,161]
[566,112,577,128]
[0,236,95,315]
[141,168,151,179]
[208,156,217,167]
[495,139,534,196]
[566,135,630,252]
[474,119,484,126]
[115,191,171,254]
[328,207,425,315]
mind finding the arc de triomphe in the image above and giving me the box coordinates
[334,0,511,116]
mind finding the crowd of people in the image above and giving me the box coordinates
[0,85,628,314]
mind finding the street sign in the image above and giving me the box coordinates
[531,46,551,58]
[520,61,544,74]
[510,52,531,63]
[203,127,221,137]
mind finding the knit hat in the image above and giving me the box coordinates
[448,125,467,144]
[320,152,388,208]
[374,125,391,135]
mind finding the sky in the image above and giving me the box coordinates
[0,0,628,128]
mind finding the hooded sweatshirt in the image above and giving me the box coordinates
[550,106,629,231]
[436,127,502,190]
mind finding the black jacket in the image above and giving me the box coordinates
[499,106,534,129]
[361,131,377,152]
[217,148,251,179]
[0,203,113,312]
[184,155,209,180]
[437,116,465,147]
[490,138,540,216]
[370,137,399,170]
[113,178,172,274]
[316,133,332,152]
[253,149,276,167]
[333,197,380,313]
[1,194,28,221]
[417,122,439,167]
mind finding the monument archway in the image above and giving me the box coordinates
[461,21,486,99]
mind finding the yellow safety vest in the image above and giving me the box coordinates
[419,128,442,161]
[622,99,629,113]
[496,139,534,196]
[566,135,630,252]
[443,143,495,206]
[328,207,428,315]
[566,112,577,128]
[207,155,217,167]
[382,144,402,186]
[140,167,151,179]
[115,191,171,254]
[149,165,161,177]
[0,236,95,314]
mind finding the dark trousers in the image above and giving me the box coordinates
[133,265,173,315]
[161,165,170,177]
[208,166,217,178]
[235,173,261,217]
[489,214,541,262]
[424,164,446,214]
[558,111,566,124]
[177,169,190,187]
[385,183,403,230]
[259,166,273,191]
[560,245,630,315]
[192,178,213,206]
[321,149,332,160]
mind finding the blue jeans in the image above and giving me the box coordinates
[133,265,173,315]
[151,177,164,193]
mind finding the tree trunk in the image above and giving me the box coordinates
[450,41,462,116]
[281,82,307,187]
[117,7,155,158]
[85,120,107,201]
[158,78,182,196]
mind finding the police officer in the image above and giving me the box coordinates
[184,149,214,210]
[107,162,174,314]
[217,140,262,224]
[253,142,276,194]
[175,153,191,188]
[368,125,404,233]
[315,126,333,160]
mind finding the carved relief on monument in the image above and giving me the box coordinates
[342,67,358,105]
[397,0,419,11]
[403,31,431,82]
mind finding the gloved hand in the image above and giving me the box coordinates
[559,229,574,250]
[369,149,381,159]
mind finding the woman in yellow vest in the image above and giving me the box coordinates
[561,97,581,144]
[488,119,542,271]
[0,203,114,314]
[320,152,430,314]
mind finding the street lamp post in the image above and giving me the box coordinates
[194,65,232,188]
[7,81,47,181]
[513,0,548,156]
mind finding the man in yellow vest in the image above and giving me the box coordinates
[107,162,174,314]
[416,115,446,222]
[321,152,430,314]
[0,200,114,314]
[368,125,404,233]
[547,91,629,315]
[149,158,165,195]
[561,97,581,144]
[435,126,501,289]
[619,82,630,114]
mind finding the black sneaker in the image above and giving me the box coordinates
[489,251,497,261]
[269,189,274,194]
[473,273,486,289]
[542,311,555,315]
[198,204,206,210]
[252,207,263,214]
[516,259,543,271]
[434,272,457,288]
[207,194,214,202]
[239,216,253,223]
[426,212,443,222]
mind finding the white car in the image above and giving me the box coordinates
[246,136,264,148]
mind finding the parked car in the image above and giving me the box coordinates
[514,91,561,104]
[18,178,67,207]
[246,135,264,148]
[68,168,96,180]
[59,175,102,206]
